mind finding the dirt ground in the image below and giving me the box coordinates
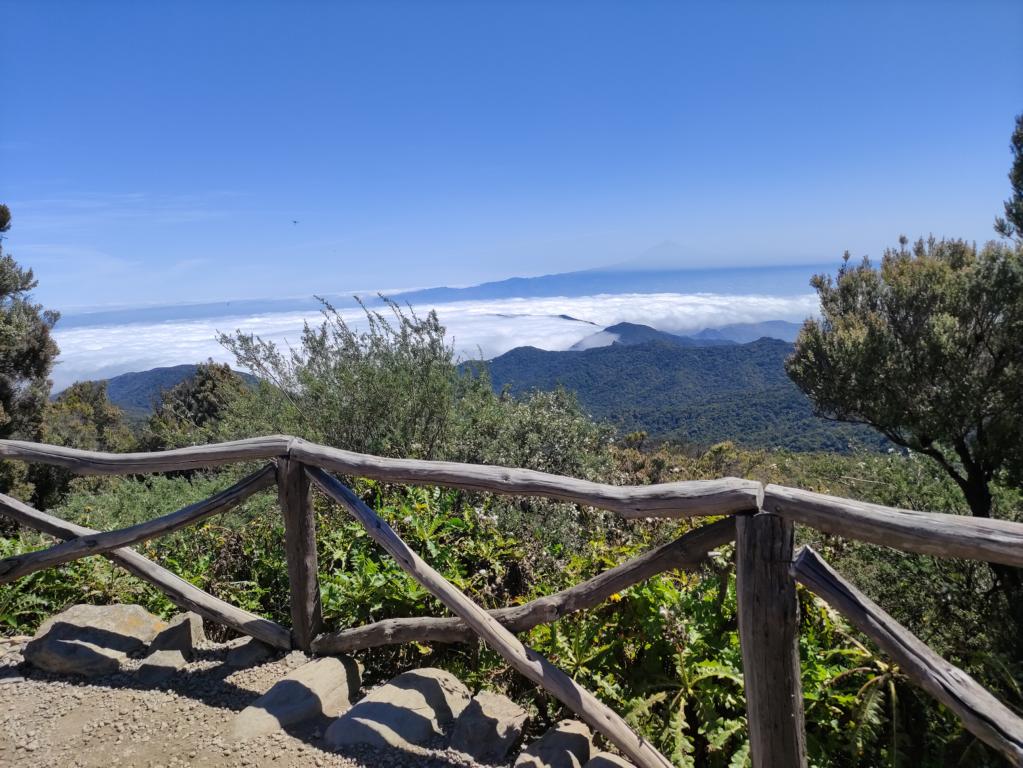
[0,636,497,768]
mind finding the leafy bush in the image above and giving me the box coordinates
[218,298,456,459]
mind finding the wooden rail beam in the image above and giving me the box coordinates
[736,511,808,768]
[277,458,322,650]
[792,547,1023,766]
[0,492,291,649]
[764,484,1023,567]
[0,436,763,518]
[0,435,291,475]
[306,466,674,768]
[292,438,761,518]
[0,465,276,584]
[313,516,735,653]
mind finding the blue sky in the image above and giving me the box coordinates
[2,0,1021,310]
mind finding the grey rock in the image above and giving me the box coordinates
[451,690,528,762]
[148,612,204,658]
[283,649,310,669]
[225,636,274,668]
[136,649,188,685]
[231,656,361,740]
[324,667,472,750]
[585,753,636,768]
[514,719,593,768]
[24,604,166,677]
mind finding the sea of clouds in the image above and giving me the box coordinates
[51,292,819,390]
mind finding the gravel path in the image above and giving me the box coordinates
[0,636,501,768]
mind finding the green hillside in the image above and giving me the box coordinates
[479,338,885,451]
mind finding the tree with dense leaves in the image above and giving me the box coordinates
[33,381,135,507]
[144,360,249,449]
[0,204,60,498]
[787,237,1023,524]
[43,381,134,452]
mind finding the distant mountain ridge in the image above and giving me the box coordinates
[571,322,735,351]
[387,263,827,305]
[568,320,801,351]
[693,320,802,344]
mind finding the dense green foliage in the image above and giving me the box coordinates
[143,361,251,449]
[216,299,614,564]
[31,381,135,509]
[787,237,1023,523]
[218,299,457,459]
[0,204,60,500]
[480,339,883,452]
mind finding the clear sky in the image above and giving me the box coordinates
[2,0,1021,310]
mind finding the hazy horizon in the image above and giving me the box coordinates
[49,286,819,390]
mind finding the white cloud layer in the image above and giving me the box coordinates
[51,292,819,390]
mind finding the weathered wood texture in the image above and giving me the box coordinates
[306,466,673,768]
[736,512,808,768]
[0,464,276,584]
[764,484,1023,567]
[0,436,762,517]
[313,516,735,653]
[792,547,1023,765]
[0,492,291,649]
[0,435,291,475]
[277,458,322,650]
[292,439,761,518]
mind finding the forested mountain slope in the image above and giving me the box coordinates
[480,338,884,452]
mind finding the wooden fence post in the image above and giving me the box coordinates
[736,511,807,768]
[277,457,322,650]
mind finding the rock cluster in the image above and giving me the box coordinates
[14,603,640,767]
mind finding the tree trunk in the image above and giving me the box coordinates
[963,472,1023,655]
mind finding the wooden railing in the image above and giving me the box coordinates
[0,435,1021,767]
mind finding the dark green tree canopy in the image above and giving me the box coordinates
[786,237,1023,518]
[0,204,60,443]
[144,360,248,449]
[44,381,134,453]
[995,112,1023,241]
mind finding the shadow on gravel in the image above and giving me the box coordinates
[13,654,488,766]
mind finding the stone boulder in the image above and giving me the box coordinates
[232,656,361,740]
[585,753,636,768]
[148,611,205,658]
[324,667,471,751]
[514,719,593,768]
[225,636,274,668]
[24,604,166,677]
[136,649,188,685]
[451,690,528,762]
